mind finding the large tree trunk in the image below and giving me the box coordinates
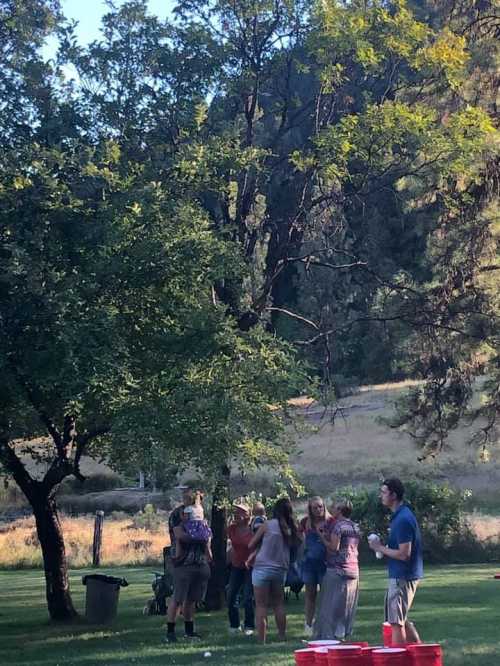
[205,464,230,611]
[32,492,78,621]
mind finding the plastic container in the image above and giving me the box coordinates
[328,644,364,665]
[309,640,341,648]
[383,622,393,646]
[372,648,409,666]
[407,643,443,666]
[361,646,384,666]
[295,648,317,666]
[347,642,370,648]
[82,574,128,623]
[368,533,384,559]
[314,647,329,666]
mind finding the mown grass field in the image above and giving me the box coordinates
[1,565,499,665]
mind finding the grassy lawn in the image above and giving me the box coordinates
[1,564,499,665]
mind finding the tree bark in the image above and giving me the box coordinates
[204,464,230,611]
[32,492,78,621]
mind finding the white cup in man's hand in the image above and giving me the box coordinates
[368,533,383,559]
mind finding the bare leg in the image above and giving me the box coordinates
[183,600,195,621]
[405,621,421,644]
[270,581,286,641]
[304,584,317,627]
[391,624,406,645]
[167,599,180,623]
[254,585,270,644]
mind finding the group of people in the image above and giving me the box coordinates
[164,478,423,647]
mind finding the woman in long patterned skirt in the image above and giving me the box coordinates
[313,499,361,640]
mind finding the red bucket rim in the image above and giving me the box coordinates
[295,648,317,654]
[308,640,341,647]
[327,645,362,653]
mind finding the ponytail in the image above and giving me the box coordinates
[273,497,299,547]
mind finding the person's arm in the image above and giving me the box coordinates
[205,539,213,563]
[370,539,412,561]
[298,516,308,536]
[318,524,340,553]
[245,550,257,568]
[248,522,267,551]
[369,517,414,561]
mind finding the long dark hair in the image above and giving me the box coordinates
[273,497,299,547]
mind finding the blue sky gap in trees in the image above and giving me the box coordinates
[42,0,175,61]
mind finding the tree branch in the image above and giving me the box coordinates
[0,438,39,503]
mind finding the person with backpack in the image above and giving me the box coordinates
[248,497,301,643]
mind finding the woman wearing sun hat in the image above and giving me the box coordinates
[226,500,255,635]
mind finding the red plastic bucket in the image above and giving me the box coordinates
[383,622,393,647]
[308,640,341,648]
[407,643,442,666]
[314,647,329,666]
[347,642,370,648]
[295,648,317,666]
[372,648,409,666]
[361,646,384,666]
[328,644,364,665]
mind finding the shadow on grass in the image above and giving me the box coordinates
[2,565,500,666]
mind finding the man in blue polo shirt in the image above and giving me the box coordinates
[369,477,423,646]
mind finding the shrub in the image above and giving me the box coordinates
[60,473,123,495]
[335,481,500,564]
[130,504,166,533]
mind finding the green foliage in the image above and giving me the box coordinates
[1,0,498,622]
[233,480,306,519]
[130,504,164,533]
[60,474,123,495]
[335,481,498,564]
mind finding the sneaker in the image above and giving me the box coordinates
[228,626,242,634]
[164,633,177,644]
[304,623,313,637]
[244,628,254,636]
[184,632,202,640]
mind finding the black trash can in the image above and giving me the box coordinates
[82,574,128,623]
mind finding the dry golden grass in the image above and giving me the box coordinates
[467,513,500,542]
[0,515,169,569]
[288,382,500,492]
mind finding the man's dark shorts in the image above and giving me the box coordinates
[172,563,210,603]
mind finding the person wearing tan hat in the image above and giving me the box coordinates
[226,501,255,635]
